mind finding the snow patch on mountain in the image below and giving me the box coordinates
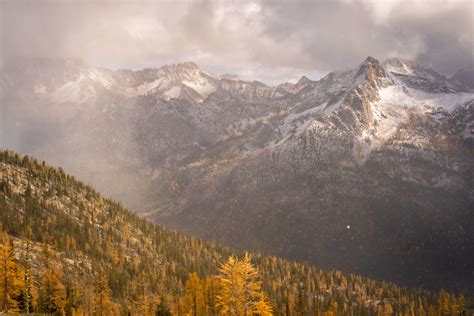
[126,77,164,97]
[377,84,474,113]
[182,77,216,98]
[87,68,115,88]
[49,74,93,104]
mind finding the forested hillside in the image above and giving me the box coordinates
[0,150,469,315]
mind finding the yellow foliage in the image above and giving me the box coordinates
[217,254,273,315]
[38,244,66,315]
[94,265,113,316]
[183,272,205,316]
[0,237,24,313]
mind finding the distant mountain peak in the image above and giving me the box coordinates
[251,80,268,87]
[178,61,200,70]
[220,73,240,81]
[361,56,379,65]
[382,58,462,93]
[382,57,444,79]
[297,75,313,86]
[356,56,383,71]
[160,61,201,72]
[354,56,390,87]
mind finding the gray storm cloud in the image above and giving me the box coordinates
[1,0,472,83]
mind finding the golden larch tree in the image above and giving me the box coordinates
[0,236,24,313]
[38,244,66,315]
[93,265,113,316]
[217,254,273,315]
[183,272,205,316]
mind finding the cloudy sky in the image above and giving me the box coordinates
[1,0,472,84]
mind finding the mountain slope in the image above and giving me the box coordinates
[2,150,467,314]
[148,57,474,293]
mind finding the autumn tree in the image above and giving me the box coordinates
[0,235,23,313]
[37,244,66,315]
[93,264,113,316]
[217,256,244,315]
[253,292,273,316]
[183,272,205,316]
[217,254,273,315]
[203,276,219,316]
[438,289,450,315]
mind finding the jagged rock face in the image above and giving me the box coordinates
[1,56,473,293]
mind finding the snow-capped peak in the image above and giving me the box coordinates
[358,56,379,67]
[126,62,219,102]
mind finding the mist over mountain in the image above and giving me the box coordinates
[1,56,473,296]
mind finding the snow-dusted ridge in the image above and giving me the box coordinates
[3,55,473,169]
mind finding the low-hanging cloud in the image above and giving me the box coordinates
[1,0,472,83]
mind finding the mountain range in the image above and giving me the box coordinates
[1,56,473,294]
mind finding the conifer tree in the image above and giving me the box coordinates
[183,272,205,316]
[20,236,36,313]
[217,255,273,315]
[217,256,245,315]
[253,292,273,316]
[38,244,66,315]
[0,236,23,313]
[327,298,338,316]
[93,264,113,316]
[240,254,261,314]
[438,289,450,315]
[203,276,219,316]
